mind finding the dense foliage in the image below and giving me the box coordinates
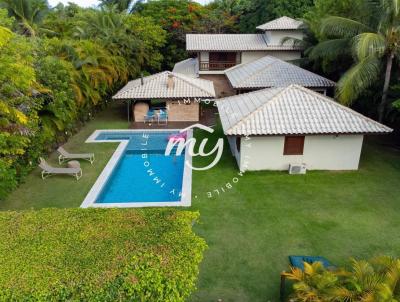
[303,0,400,125]
[0,208,207,301]
[0,3,165,199]
[1,0,399,200]
[285,256,400,301]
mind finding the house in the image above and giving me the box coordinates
[179,16,304,97]
[216,85,392,171]
[225,56,335,95]
[113,71,215,123]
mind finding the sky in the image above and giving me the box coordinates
[48,0,211,8]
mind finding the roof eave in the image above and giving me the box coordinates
[225,130,393,136]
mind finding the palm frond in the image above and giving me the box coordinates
[353,32,387,60]
[336,55,382,104]
[321,16,373,38]
[309,38,351,60]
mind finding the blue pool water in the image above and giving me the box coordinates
[95,131,185,203]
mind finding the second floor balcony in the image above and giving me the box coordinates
[199,52,241,71]
[199,61,238,71]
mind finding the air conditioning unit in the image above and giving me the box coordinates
[289,163,307,174]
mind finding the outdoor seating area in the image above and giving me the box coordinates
[143,107,169,125]
[39,147,95,181]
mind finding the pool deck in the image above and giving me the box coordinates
[130,107,217,129]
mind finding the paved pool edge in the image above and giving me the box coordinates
[81,129,192,208]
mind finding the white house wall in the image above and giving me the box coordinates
[200,51,209,61]
[265,30,304,45]
[238,134,364,171]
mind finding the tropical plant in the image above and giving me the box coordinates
[309,0,400,121]
[0,0,49,36]
[284,261,342,301]
[285,256,400,302]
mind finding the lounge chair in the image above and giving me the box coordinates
[57,146,95,164]
[39,157,82,180]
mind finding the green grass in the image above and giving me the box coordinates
[0,104,128,210]
[2,103,400,301]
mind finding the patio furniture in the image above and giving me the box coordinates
[67,160,81,169]
[280,256,333,301]
[57,146,95,164]
[39,157,82,180]
[157,109,168,125]
[144,109,155,124]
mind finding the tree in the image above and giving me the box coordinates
[132,0,208,69]
[0,0,49,36]
[285,256,400,301]
[309,0,400,121]
[98,0,134,12]
[73,7,166,74]
[238,0,313,33]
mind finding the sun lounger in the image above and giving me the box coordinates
[39,157,82,180]
[57,146,94,164]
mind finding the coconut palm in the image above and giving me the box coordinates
[309,0,400,121]
[0,0,49,36]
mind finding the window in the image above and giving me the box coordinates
[283,136,305,155]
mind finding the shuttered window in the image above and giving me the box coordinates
[283,136,305,155]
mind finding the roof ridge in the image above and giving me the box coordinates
[224,87,287,133]
[170,71,214,96]
[292,85,393,131]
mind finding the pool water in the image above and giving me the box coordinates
[95,131,185,203]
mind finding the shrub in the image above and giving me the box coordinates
[284,256,400,301]
[0,208,207,301]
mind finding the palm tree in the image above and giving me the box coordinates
[332,257,400,301]
[99,0,134,12]
[285,257,400,301]
[310,0,400,121]
[0,0,49,36]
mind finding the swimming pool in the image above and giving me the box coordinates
[81,130,192,208]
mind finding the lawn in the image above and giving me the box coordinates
[2,103,400,301]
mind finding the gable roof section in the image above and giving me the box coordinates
[186,34,300,52]
[225,56,335,89]
[172,58,199,78]
[257,16,304,31]
[217,85,392,136]
[113,71,215,100]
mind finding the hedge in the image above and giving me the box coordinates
[0,208,207,301]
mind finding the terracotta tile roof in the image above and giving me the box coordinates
[113,71,215,100]
[257,16,304,31]
[225,56,335,89]
[186,34,301,51]
[217,85,392,136]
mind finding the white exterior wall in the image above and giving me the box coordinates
[264,30,304,45]
[241,51,271,64]
[200,51,209,61]
[227,136,240,163]
[235,134,364,171]
[240,50,301,64]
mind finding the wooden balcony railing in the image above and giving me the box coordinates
[199,61,238,71]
